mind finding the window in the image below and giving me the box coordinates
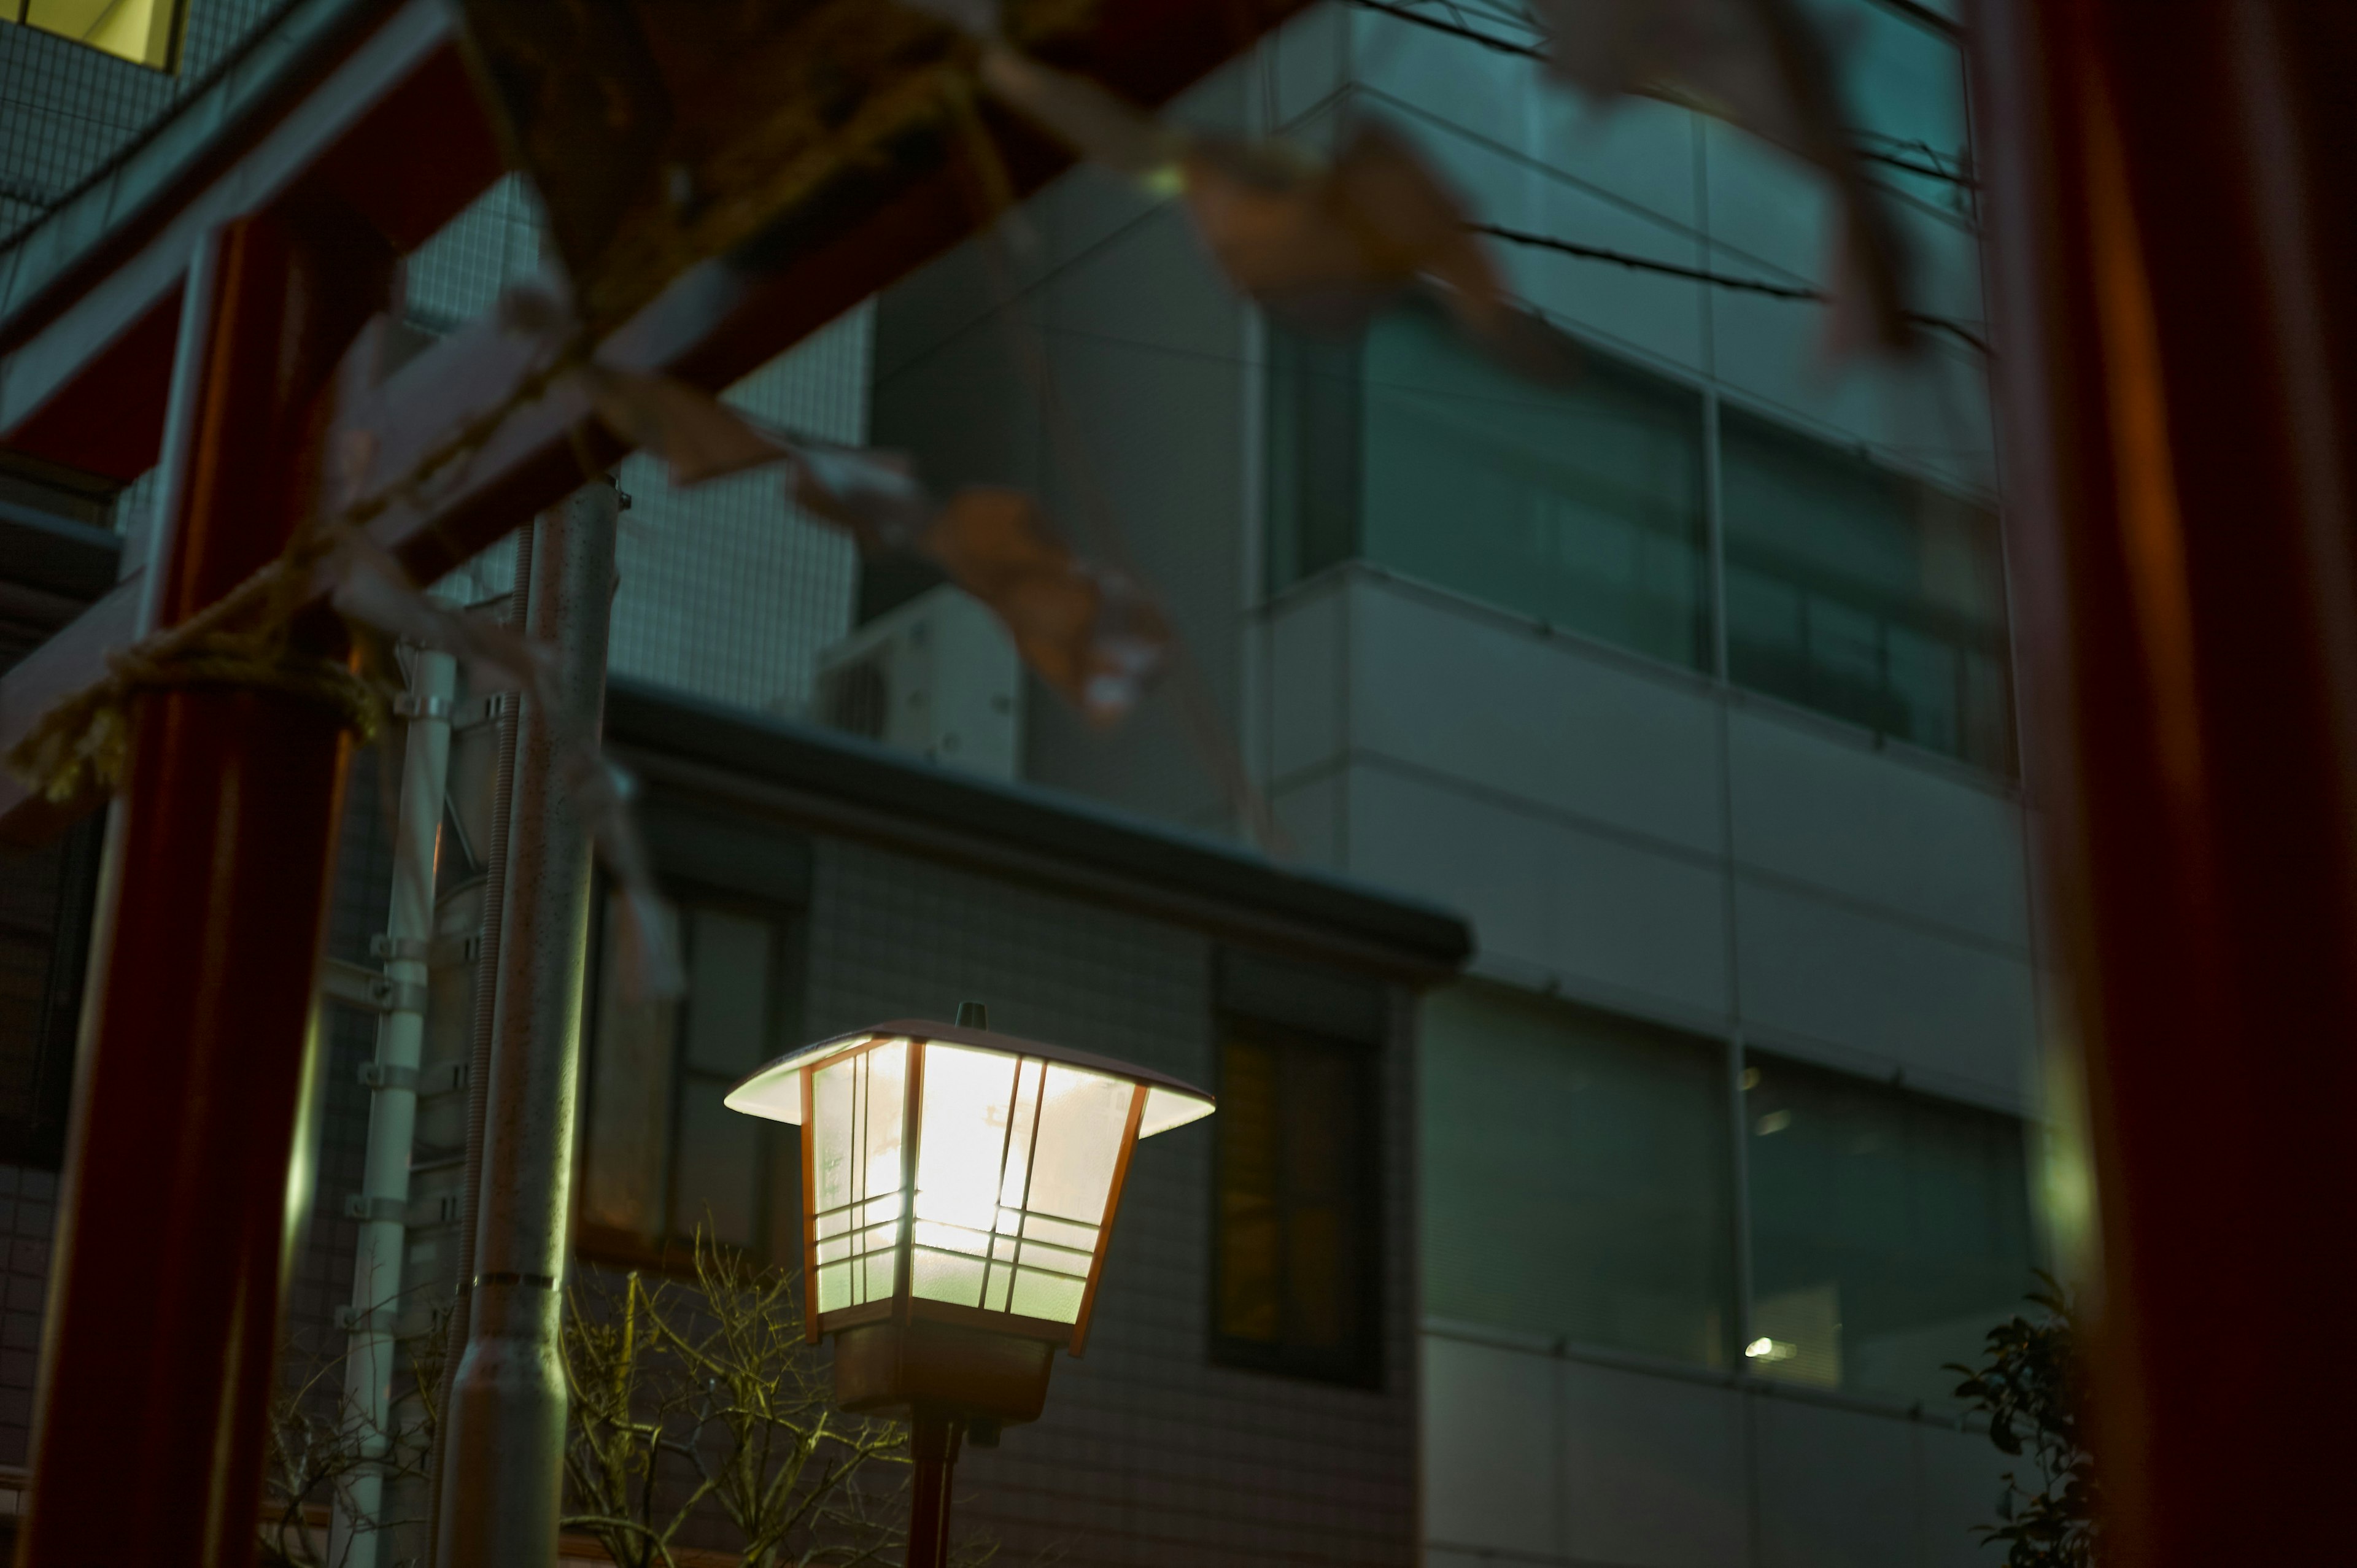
[1213,1018,1378,1383]
[1421,984,1737,1368]
[0,821,98,1168]
[1,0,181,68]
[1722,406,2014,770]
[579,895,800,1264]
[1744,1054,2038,1405]
[1270,305,1711,670]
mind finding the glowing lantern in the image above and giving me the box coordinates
[724,1003,1213,1437]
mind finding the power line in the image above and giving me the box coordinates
[1474,223,1992,355]
[1339,0,1976,190]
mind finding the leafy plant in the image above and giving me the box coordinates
[1947,1274,2100,1568]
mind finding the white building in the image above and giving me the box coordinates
[870,5,2039,1565]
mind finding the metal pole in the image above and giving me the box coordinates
[1974,3,2357,1564]
[435,483,618,1568]
[905,1413,961,1568]
[425,527,532,1552]
[329,647,458,1568]
[18,210,393,1566]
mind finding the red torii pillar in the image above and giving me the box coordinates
[1975,1,2357,1562]
[17,209,392,1566]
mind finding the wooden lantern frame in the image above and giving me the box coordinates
[729,1017,1212,1427]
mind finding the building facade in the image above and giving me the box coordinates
[870,4,2043,1566]
[0,2,1474,1564]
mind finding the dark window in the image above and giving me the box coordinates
[1212,1018,1378,1384]
[579,894,802,1266]
[1722,407,2014,771]
[1744,1054,2038,1405]
[1269,304,1711,671]
[0,819,100,1168]
[1422,984,1738,1369]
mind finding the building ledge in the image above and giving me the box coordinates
[606,678,1474,979]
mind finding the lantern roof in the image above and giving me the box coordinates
[725,1019,1216,1138]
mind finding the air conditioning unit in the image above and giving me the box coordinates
[811,585,1023,780]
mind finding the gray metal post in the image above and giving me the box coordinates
[330,646,459,1568]
[435,483,618,1568]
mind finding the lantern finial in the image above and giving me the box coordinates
[956,1000,989,1029]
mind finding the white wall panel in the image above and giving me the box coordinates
[1915,1424,2013,1568]
[1267,582,1347,781]
[1754,1398,1916,1568]
[1559,1361,1749,1568]
[1728,708,2029,948]
[1423,1336,1558,1556]
[1530,90,1702,234]
[1347,578,1726,855]
[1735,878,2037,1102]
[1349,763,1732,1018]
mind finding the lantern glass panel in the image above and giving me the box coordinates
[1026,1064,1132,1222]
[810,1040,909,1314]
[899,1049,1134,1322]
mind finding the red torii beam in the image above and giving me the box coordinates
[0,0,1305,1558]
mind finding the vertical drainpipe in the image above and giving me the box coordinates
[436,481,619,1568]
[330,646,459,1568]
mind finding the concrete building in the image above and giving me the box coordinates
[869,4,2041,1566]
[0,2,1467,1565]
[1,0,2048,1564]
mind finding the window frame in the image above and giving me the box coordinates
[1207,1011,1385,1389]
[573,876,808,1276]
[4,0,187,71]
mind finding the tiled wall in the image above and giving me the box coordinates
[0,1163,56,1469]
[803,836,1420,1567]
[0,0,300,242]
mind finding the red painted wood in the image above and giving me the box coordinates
[1975,3,2357,1562]
[0,0,1319,841]
[16,209,393,1567]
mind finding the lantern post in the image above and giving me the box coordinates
[724,1001,1213,1566]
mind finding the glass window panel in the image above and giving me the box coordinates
[913,1218,991,1256]
[584,906,677,1235]
[1015,1238,1093,1277]
[862,1250,897,1303]
[1018,1213,1097,1252]
[1267,328,1363,592]
[1218,1037,1283,1345]
[813,1059,856,1213]
[1746,1054,2038,1406]
[1024,1064,1132,1224]
[672,1083,759,1248]
[1352,306,1709,668]
[1213,1021,1378,1381]
[815,1234,850,1265]
[817,1262,851,1314]
[999,1059,1043,1208]
[861,1040,910,1212]
[912,1248,988,1307]
[682,910,771,1075]
[916,1043,1019,1232]
[984,1261,1013,1313]
[1009,1267,1086,1324]
[1422,984,1736,1369]
[1722,406,2014,771]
